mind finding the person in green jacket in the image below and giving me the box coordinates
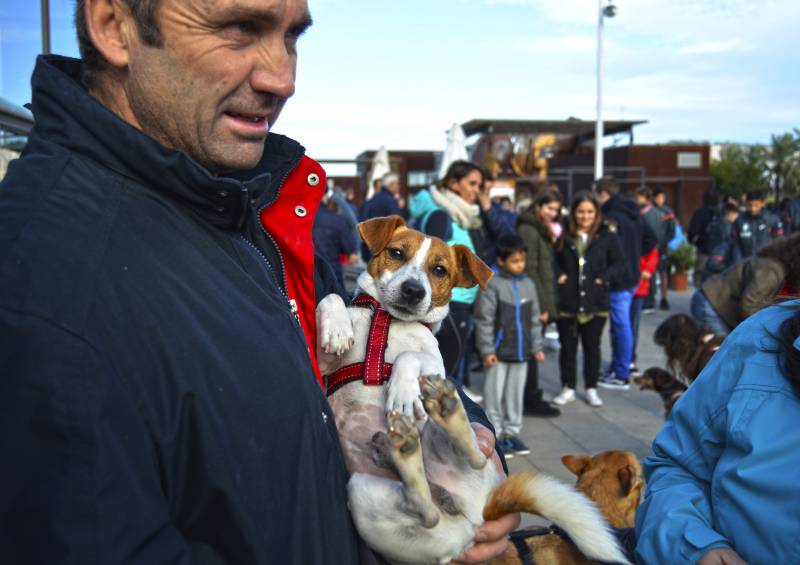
[516,188,563,417]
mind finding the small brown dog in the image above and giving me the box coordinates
[653,314,723,383]
[634,367,687,418]
[489,451,644,565]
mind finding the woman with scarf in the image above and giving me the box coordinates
[408,160,513,401]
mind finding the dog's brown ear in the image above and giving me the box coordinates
[358,216,406,255]
[452,245,494,289]
[617,464,644,497]
[561,455,591,477]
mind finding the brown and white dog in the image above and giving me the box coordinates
[317,216,629,565]
[491,451,643,565]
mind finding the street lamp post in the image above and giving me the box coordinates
[595,1,616,181]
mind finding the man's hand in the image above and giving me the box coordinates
[449,424,520,564]
[557,274,567,284]
[483,353,498,368]
[534,351,545,362]
[641,270,652,280]
[539,311,549,323]
[697,548,748,565]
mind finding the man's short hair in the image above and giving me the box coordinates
[495,233,527,261]
[723,202,740,215]
[381,172,400,186]
[652,187,666,197]
[595,176,619,196]
[636,187,653,201]
[75,0,163,87]
[745,190,766,202]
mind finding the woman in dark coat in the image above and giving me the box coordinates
[516,188,563,416]
[553,192,626,408]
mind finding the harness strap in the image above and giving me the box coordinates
[325,294,394,396]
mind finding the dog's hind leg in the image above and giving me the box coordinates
[419,375,488,470]
[386,410,440,528]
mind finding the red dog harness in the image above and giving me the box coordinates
[326,294,395,396]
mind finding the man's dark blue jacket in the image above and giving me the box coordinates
[0,56,363,564]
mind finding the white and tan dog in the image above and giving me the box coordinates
[317,216,628,565]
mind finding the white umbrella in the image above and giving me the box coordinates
[438,123,468,179]
[366,146,391,200]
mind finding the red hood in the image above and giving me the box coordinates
[259,155,326,386]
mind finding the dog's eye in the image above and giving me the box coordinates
[432,265,448,278]
[387,248,404,260]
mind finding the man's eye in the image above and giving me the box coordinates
[228,21,257,34]
[387,248,404,260]
[432,266,448,278]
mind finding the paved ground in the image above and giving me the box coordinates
[469,289,693,527]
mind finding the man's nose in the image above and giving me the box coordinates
[401,280,426,305]
[250,41,296,99]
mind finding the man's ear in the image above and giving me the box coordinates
[452,245,493,289]
[561,455,591,477]
[357,215,406,255]
[85,0,138,69]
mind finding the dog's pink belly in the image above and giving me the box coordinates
[329,393,400,481]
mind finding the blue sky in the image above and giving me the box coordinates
[1,0,798,173]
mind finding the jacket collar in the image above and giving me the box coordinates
[28,55,305,231]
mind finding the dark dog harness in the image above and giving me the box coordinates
[509,526,635,565]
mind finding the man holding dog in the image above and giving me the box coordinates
[0,0,515,562]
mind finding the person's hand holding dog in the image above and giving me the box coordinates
[450,424,520,564]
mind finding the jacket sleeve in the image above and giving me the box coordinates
[0,313,196,564]
[473,283,499,358]
[606,232,627,288]
[641,246,660,276]
[519,224,556,317]
[635,345,739,564]
[527,279,544,355]
[641,218,658,255]
[481,204,515,243]
[739,262,784,320]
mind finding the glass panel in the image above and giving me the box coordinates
[0,1,42,107]
[51,0,79,58]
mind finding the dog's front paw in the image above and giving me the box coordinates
[386,371,425,420]
[317,294,354,355]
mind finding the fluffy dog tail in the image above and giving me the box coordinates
[484,472,630,564]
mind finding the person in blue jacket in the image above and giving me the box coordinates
[635,299,800,565]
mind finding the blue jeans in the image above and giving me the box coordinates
[608,287,636,379]
[690,290,732,337]
[630,296,645,364]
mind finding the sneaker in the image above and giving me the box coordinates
[598,375,631,390]
[505,435,531,456]
[586,388,603,407]
[630,364,641,378]
[553,386,576,405]
[462,386,483,404]
[642,307,656,315]
[659,298,670,311]
[497,438,514,460]
[524,402,561,418]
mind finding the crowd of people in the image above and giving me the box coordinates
[2,0,799,562]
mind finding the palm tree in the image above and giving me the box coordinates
[765,130,800,202]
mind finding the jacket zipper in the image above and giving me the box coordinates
[238,235,301,327]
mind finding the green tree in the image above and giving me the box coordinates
[764,129,800,200]
[711,144,766,198]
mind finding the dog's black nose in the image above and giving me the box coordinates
[400,280,426,305]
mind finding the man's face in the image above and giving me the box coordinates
[124,0,311,171]
[634,194,648,208]
[746,199,766,216]
[653,193,666,207]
